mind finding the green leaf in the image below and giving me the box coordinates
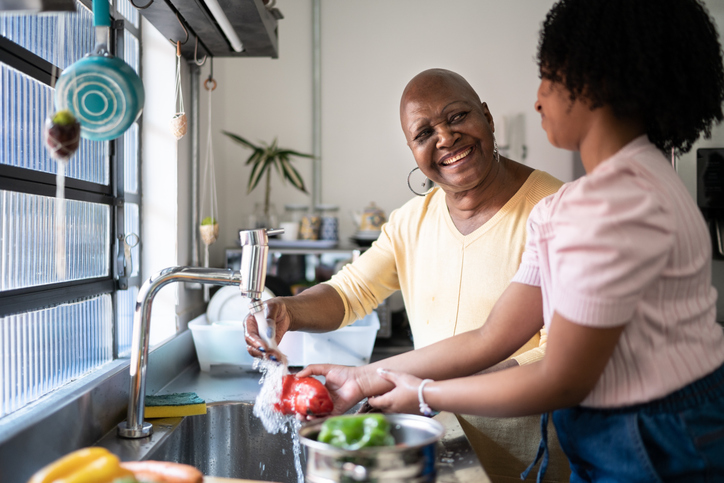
[222,131,259,151]
[223,131,312,195]
[278,149,314,159]
[245,150,263,166]
[273,156,285,179]
[248,158,272,193]
[280,157,307,192]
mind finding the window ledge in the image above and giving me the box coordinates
[0,330,197,482]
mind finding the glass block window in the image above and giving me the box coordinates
[116,0,140,29]
[0,8,94,70]
[0,295,113,418]
[0,0,142,419]
[116,286,137,356]
[0,190,111,290]
[123,30,140,75]
[0,63,110,185]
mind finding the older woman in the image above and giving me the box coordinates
[246,68,567,481]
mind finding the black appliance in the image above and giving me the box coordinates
[697,148,724,260]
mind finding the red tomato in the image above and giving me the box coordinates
[274,375,333,417]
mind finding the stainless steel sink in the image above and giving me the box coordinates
[97,395,489,483]
[144,401,303,482]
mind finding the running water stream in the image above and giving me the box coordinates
[252,357,304,483]
[54,161,67,279]
[250,304,303,481]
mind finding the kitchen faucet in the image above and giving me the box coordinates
[117,228,282,439]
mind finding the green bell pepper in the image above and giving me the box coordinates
[317,414,395,450]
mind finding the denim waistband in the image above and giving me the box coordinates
[582,362,724,416]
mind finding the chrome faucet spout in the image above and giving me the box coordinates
[117,228,281,439]
[117,266,242,439]
[238,227,281,300]
[118,228,284,439]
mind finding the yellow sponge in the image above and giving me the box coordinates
[144,392,207,418]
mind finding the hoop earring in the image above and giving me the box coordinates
[407,167,435,196]
[493,138,500,163]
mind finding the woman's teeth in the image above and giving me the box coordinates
[442,147,472,165]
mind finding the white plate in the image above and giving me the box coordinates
[268,239,338,248]
[353,230,381,240]
[206,286,274,323]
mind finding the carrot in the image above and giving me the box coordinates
[120,461,203,483]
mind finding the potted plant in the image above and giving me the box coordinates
[222,131,313,227]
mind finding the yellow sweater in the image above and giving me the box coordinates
[326,170,569,482]
[327,170,563,363]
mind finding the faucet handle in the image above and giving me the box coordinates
[238,227,283,246]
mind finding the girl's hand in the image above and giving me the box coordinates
[296,364,367,418]
[367,368,425,415]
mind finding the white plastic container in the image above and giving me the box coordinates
[189,311,380,371]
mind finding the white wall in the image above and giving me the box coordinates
[200,0,567,267]
[193,0,724,322]
[142,17,202,345]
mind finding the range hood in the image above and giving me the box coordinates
[0,0,75,12]
[140,0,282,59]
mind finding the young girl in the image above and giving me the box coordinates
[299,0,724,480]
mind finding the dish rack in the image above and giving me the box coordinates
[189,311,380,371]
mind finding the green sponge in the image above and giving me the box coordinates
[144,392,207,418]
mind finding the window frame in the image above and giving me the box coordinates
[0,1,142,347]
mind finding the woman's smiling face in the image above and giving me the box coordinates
[400,73,498,194]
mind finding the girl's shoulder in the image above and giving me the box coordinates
[535,154,673,232]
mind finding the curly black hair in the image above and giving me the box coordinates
[537,0,724,155]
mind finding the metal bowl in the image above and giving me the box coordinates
[299,413,445,483]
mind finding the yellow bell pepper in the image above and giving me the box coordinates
[27,447,135,483]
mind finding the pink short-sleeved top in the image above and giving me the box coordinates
[512,135,724,408]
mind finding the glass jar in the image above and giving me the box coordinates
[248,202,279,230]
[315,204,339,241]
[280,204,308,241]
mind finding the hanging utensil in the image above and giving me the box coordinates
[170,41,187,140]
[200,68,219,301]
[55,0,144,142]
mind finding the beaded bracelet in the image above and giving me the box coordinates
[418,378,435,417]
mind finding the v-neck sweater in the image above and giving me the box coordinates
[326,170,563,362]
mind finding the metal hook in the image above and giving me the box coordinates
[193,36,207,66]
[168,12,189,46]
[204,57,216,90]
[129,0,153,9]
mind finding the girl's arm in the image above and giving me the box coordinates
[371,311,624,417]
[298,282,547,412]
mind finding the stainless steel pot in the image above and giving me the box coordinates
[299,413,445,483]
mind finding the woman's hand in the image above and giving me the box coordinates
[244,298,291,360]
[367,368,425,415]
[244,285,347,361]
[296,364,367,417]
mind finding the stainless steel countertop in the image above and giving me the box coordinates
[126,363,491,483]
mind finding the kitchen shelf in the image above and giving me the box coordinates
[138,0,281,59]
